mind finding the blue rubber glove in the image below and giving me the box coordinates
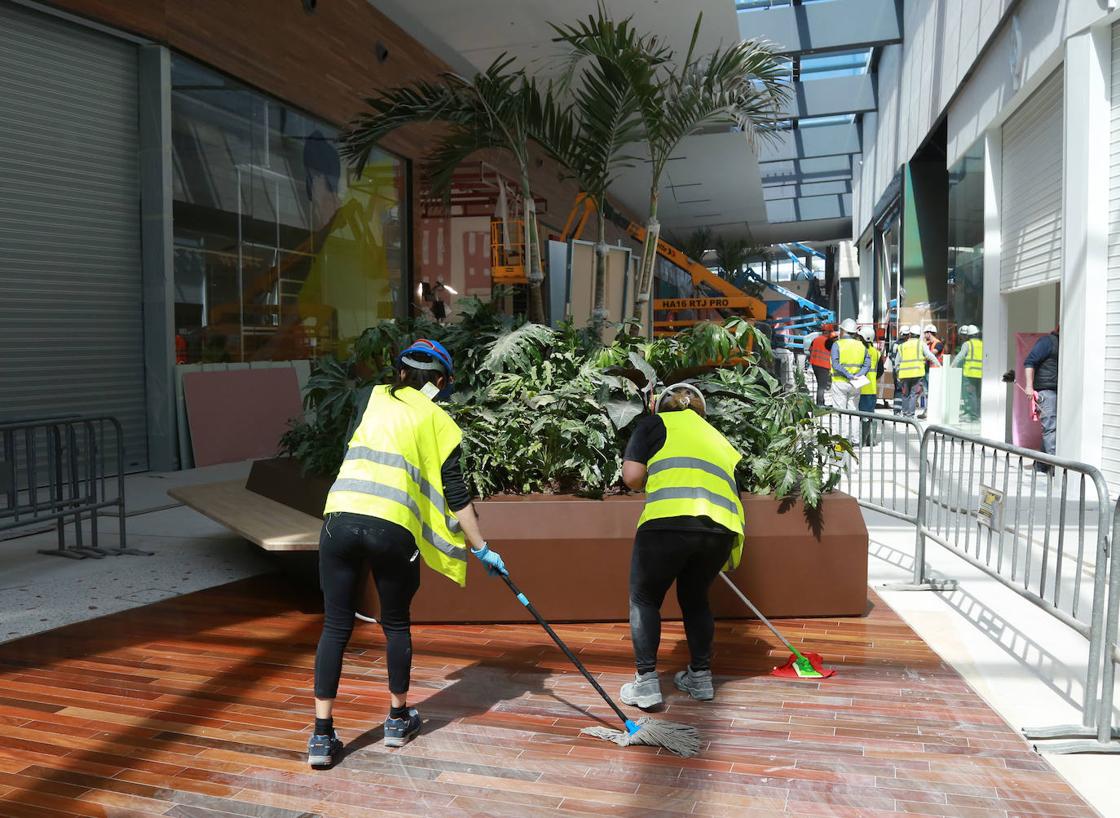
[471,543,507,576]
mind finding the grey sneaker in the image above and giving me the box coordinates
[674,667,714,701]
[619,671,662,709]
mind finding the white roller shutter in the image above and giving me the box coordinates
[0,3,147,470]
[1104,25,1120,485]
[1001,69,1063,293]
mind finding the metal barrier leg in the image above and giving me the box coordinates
[883,429,957,591]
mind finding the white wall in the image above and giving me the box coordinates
[854,0,1116,234]
[854,0,1015,231]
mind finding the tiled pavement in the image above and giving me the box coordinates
[0,575,1096,817]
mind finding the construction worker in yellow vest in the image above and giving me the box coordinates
[894,324,940,417]
[857,326,883,445]
[829,318,871,412]
[307,339,506,767]
[619,383,745,709]
[953,324,983,421]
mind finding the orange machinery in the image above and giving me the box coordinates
[558,193,766,335]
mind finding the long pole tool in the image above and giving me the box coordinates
[719,573,835,679]
[498,572,701,757]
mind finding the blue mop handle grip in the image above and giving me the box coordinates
[498,572,632,729]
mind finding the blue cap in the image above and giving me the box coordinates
[398,338,454,380]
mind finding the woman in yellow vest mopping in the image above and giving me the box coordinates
[619,383,745,709]
[307,339,507,767]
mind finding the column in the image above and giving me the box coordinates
[980,130,1007,442]
[139,45,178,471]
[1058,26,1110,466]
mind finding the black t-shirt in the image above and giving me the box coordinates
[623,414,735,535]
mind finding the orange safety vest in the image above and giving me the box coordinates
[809,334,832,368]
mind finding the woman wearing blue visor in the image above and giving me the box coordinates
[307,338,506,766]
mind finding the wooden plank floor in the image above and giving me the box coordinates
[0,575,1095,818]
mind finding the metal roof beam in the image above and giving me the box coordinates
[782,74,876,119]
[758,123,861,163]
[766,192,852,223]
[739,0,902,56]
[763,180,852,201]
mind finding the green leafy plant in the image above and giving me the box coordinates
[281,310,847,508]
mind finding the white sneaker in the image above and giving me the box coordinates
[619,671,662,709]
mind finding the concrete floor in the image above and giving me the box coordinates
[0,461,1117,814]
[0,461,274,643]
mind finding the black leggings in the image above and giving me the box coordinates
[314,511,420,699]
[629,527,735,675]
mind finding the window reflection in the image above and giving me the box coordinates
[170,56,407,364]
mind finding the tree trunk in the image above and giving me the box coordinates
[519,173,546,324]
[591,206,609,337]
[628,187,660,335]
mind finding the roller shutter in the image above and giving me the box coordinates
[1104,25,1120,485]
[1000,69,1063,294]
[0,3,147,470]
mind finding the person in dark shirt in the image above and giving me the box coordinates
[1023,326,1059,464]
[307,340,504,767]
[618,384,745,709]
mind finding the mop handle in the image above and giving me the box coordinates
[499,572,631,727]
[718,573,808,661]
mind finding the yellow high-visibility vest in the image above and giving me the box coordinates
[897,338,926,379]
[324,384,468,585]
[637,410,745,570]
[833,337,867,376]
[963,338,983,379]
[860,345,880,396]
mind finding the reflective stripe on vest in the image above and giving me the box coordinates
[325,385,468,585]
[637,410,745,571]
[809,335,831,368]
[860,345,880,395]
[328,478,465,560]
[963,338,983,379]
[897,339,925,379]
[834,337,866,376]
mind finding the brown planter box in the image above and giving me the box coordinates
[247,458,869,623]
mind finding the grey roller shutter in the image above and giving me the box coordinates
[0,2,147,470]
[1104,25,1120,485]
[1000,69,1063,294]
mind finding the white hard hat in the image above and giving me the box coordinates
[858,326,875,342]
[959,324,974,336]
[840,318,858,334]
[924,323,937,334]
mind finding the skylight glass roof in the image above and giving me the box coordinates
[736,0,832,10]
[799,49,873,79]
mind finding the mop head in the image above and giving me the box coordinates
[581,717,700,758]
[771,651,835,679]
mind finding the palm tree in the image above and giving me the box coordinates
[554,11,789,333]
[341,57,549,323]
[534,16,652,335]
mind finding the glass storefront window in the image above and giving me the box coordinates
[947,139,985,425]
[170,56,408,364]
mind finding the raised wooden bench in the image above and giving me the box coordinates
[168,480,319,551]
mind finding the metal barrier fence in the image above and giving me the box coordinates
[1035,496,1120,753]
[0,416,144,558]
[819,408,923,524]
[826,412,1115,751]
